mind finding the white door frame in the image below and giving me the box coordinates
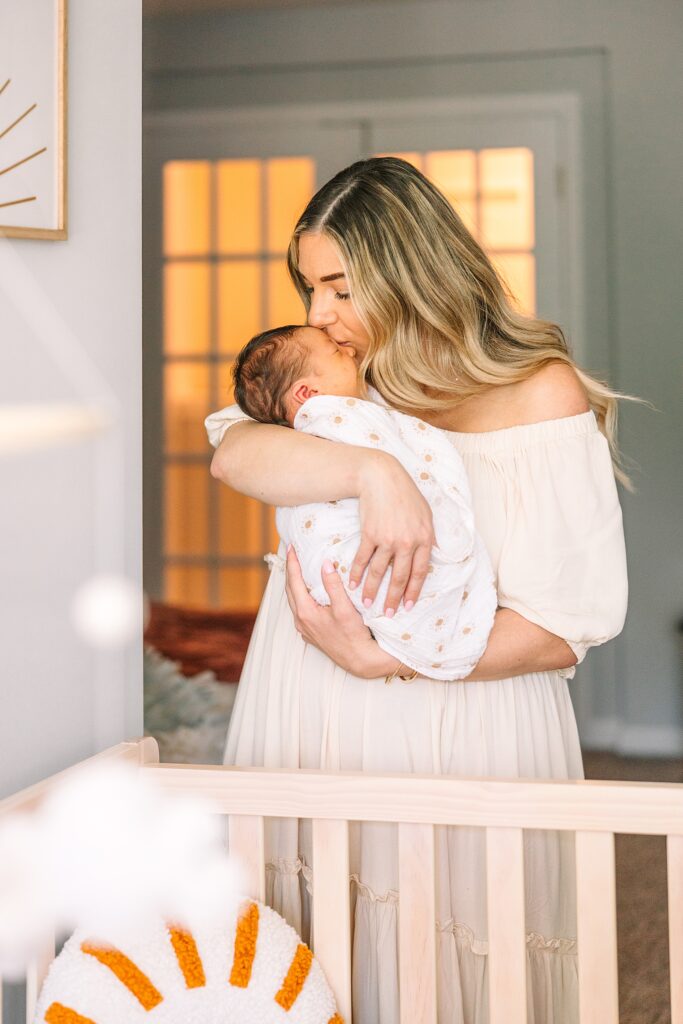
[143,90,593,737]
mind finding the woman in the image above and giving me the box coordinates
[206,158,631,1023]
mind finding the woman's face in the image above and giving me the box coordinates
[297,232,372,362]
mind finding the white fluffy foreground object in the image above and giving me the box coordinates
[0,761,240,977]
[34,899,342,1024]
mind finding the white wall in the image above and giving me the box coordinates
[144,0,683,756]
[0,0,142,800]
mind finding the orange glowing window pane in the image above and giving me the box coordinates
[219,567,266,612]
[217,361,236,407]
[377,152,424,172]
[425,150,478,236]
[164,363,211,454]
[266,158,315,252]
[164,566,210,608]
[217,261,262,354]
[491,252,536,315]
[219,488,266,557]
[267,259,305,325]
[267,507,279,551]
[217,160,262,254]
[164,464,209,556]
[479,148,534,250]
[164,262,211,356]
[163,161,211,257]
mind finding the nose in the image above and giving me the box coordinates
[307,289,337,329]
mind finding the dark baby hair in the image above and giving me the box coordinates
[232,325,309,426]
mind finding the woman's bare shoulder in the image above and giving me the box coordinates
[424,361,591,432]
[514,361,591,422]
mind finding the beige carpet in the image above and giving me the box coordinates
[583,751,682,1024]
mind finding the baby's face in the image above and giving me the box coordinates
[286,326,362,421]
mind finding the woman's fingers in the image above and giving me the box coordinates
[321,559,356,615]
[348,535,376,592]
[354,454,437,613]
[285,545,317,629]
[360,546,393,609]
[382,549,415,615]
[401,541,433,609]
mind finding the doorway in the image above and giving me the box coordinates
[143,97,577,614]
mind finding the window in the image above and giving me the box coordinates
[159,146,535,612]
[161,157,315,609]
[382,148,535,313]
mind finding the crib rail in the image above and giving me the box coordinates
[144,759,683,1024]
[3,738,683,1024]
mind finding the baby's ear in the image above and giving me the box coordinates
[291,381,316,407]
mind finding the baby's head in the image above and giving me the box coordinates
[232,325,362,426]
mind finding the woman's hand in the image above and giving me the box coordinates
[351,452,435,615]
[285,546,401,679]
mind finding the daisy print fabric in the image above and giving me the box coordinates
[279,394,497,681]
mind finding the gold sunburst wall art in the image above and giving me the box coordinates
[0,0,67,240]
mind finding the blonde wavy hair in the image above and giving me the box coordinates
[287,156,646,490]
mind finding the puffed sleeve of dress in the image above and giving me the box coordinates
[492,412,629,678]
[205,404,255,448]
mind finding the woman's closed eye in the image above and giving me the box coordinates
[301,283,349,301]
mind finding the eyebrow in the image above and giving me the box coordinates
[319,272,347,283]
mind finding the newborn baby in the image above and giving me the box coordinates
[231,324,497,681]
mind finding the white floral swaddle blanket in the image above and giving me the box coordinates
[278,393,497,680]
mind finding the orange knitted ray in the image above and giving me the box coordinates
[275,943,313,1011]
[80,942,163,1010]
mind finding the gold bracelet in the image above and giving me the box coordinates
[384,664,399,685]
[385,663,419,685]
[399,668,419,683]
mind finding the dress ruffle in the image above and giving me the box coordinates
[264,857,578,1024]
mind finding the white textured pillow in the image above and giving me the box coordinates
[35,899,343,1024]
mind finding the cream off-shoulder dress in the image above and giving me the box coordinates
[205,403,628,1024]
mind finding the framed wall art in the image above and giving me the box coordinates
[0,0,67,240]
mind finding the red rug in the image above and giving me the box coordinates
[144,601,257,683]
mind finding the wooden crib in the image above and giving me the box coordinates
[3,736,683,1024]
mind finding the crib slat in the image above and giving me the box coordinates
[486,827,527,1023]
[228,815,265,902]
[398,823,437,1024]
[312,819,352,1023]
[668,835,683,1023]
[576,831,618,1024]
[25,932,56,1024]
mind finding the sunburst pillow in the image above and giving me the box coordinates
[34,899,343,1024]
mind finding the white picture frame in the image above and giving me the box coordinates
[0,0,67,239]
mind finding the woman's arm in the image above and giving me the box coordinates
[461,609,577,680]
[211,421,435,611]
[286,551,578,681]
[211,421,364,505]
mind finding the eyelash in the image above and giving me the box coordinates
[302,286,350,301]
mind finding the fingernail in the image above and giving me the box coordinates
[404,600,414,612]
[287,544,292,554]
[322,559,336,574]
[385,608,395,619]
[349,581,357,590]
[363,597,372,607]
